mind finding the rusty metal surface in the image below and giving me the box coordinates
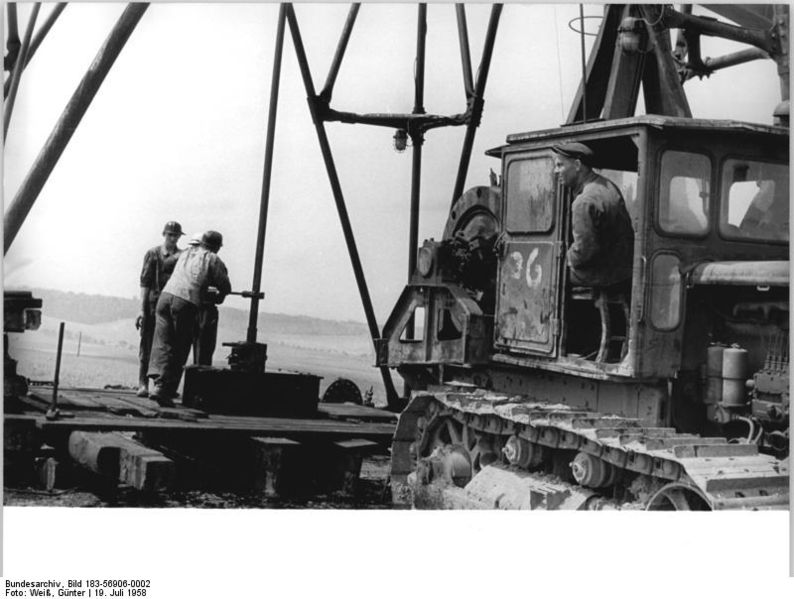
[495,241,557,352]
[689,260,789,286]
[379,282,492,367]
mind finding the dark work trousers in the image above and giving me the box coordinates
[147,292,198,396]
[193,304,219,366]
[137,302,156,387]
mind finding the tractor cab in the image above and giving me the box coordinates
[491,115,789,379]
[378,115,789,388]
[492,122,640,372]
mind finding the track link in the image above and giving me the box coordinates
[391,389,789,510]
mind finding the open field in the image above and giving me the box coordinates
[7,316,396,407]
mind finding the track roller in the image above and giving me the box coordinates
[570,452,620,488]
[502,435,545,469]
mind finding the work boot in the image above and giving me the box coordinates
[136,383,149,398]
[154,396,175,408]
[150,384,175,408]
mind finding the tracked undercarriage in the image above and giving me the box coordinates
[391,389,789,510]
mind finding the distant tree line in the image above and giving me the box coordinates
[32,288,137,324]
[28,288,368,336]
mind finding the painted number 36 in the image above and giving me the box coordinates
[525,248,542,288]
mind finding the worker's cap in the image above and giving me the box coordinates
[201,230,223,250]
[188,232,202,246]
[552,142,594,166]
[162,221,184,236]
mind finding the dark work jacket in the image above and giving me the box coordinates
[140,245,182,311]
[567,171,634,287]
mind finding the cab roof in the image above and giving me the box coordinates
[486,115,788,157]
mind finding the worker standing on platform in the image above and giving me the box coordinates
[148,230,231,406]
[188,233,221,366]
[135,221,184,398]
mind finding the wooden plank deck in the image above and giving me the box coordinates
[317,403,397,423]
[28,387,398,423]
[10,386,398,451]
[7,412,395,442]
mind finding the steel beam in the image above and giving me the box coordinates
[672,4,692,65]
[641,5,692,117]
[450,3,501,206]
[455,4,474,98]
[413,4,426,116]
[702,47,770,73]
[578,4,588,121]
[284,4,401,410]
[5,3,21,69]
[4,3,150,254]
[663,6,775,54]
[319,3,360,103]
[320,107,465,130]
[566,4,624,124]
[601,5,644,119]
[772,4,789,104]
[4,3,40,138]
[247,4,287,344]
[405,4,427,343]
[4,3,68,99]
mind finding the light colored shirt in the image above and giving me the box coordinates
[162,246,231,306]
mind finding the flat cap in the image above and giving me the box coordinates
[552,142,594,165]
[162,221,184,236]
[201,230,223,250]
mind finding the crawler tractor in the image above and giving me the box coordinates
[378,5,791,510]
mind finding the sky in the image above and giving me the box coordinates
[3,3,784,327]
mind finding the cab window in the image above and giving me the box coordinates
[720,159,789,242]
[505,156,555,234]
[601,168,639,221]
[658,150,710,235]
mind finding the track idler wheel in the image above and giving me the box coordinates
[645,483,712,511]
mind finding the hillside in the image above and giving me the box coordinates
[22,288,369,336]
[7,288,389,404]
